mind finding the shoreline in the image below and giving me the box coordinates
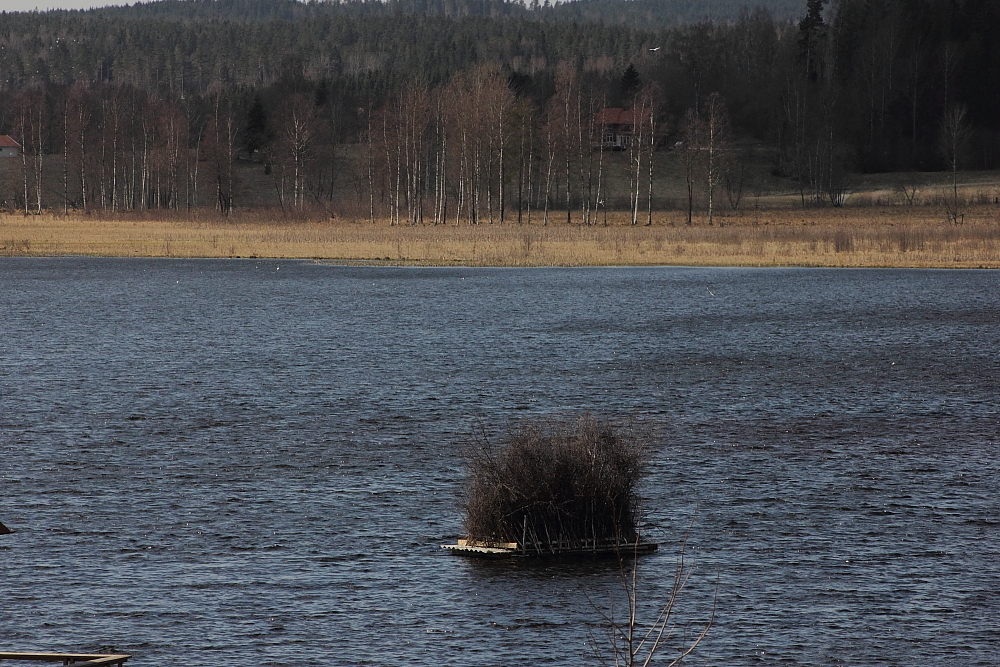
[2,207,999,268]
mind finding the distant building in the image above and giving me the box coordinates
[593,108,641,150]
[0,135,20,158]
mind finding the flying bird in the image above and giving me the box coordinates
[649,47,661,51]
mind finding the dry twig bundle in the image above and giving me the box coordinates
[463,414,647,552]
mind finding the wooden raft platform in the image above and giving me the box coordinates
[442,538,658,559]
[0,653,131,667]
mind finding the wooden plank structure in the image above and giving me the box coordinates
[443,537,658,559]
[0,653,130,667]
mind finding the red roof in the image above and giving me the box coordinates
[593,107,649,126]
[0,135,20,148]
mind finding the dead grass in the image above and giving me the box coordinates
[2,205,1000,267]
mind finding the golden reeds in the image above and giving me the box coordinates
[2,205,999,267]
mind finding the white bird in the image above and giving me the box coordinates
[649,47,661,51]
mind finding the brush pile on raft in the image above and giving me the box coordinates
[444,414,657,558]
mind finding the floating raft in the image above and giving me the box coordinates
[442,538,658,559]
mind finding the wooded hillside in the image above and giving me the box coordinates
[0,0,996,220]
[72,0,806,27]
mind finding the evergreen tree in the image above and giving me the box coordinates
[619,64,641,105]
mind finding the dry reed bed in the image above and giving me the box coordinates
[2,207,999,267]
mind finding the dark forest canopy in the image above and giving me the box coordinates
[28,0,806,27]
[0,0,997,217]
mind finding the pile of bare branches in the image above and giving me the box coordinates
[463,414,647,551]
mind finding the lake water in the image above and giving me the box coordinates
[1,259,997,666]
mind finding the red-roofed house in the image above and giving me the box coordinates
[593,107,650,151]
[0,135,20,158]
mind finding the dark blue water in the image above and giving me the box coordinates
[1,259,997,666]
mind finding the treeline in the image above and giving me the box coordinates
[0,9,648,98]
[0,65,668,222]
[831,0,1000,172]
[0,0,998,218]
[50,0,805,27]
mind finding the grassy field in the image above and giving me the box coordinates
[2,204,999,267]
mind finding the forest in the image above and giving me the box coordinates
[0,0,998,221]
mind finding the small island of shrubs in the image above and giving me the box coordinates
[451,414,655,557]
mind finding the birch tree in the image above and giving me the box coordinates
[703,92,731,226]
[274,93,321,212]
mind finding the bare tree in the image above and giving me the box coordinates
[591,529,716,667]
[533,74,569,227]
[514,97,535,225]
[61,92,70,214]
[103,87,126,212]
[593,94,607,226]
[894,173,921,206]
[273,93,321,212]
[680,108,705,225]
[205,92,241,215]
[31,91,46,214]
[904,36,927,164]
[15,93,33,215]
[939,41,964,121]
[187,102,206,211]
[444,67,509,225]
[443,69,477,224]
[14,90,46,215]
[939,103,969,224]
[67,84,93,212]
[723,148,748,211]
[541,105,557,226]
[628,95,650,226]
[404,83,432,225]
[162,100,189,210]
[551,62,580,224]
[643,84,663,226]
[431,94,448,225]
[443,74,468,225]
[361,105,377,224]
[469,68,516,224]
[703,92,732,226]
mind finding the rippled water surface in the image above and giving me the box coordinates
[1,259,998,666]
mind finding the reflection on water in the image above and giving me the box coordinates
[1,259,997,666]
